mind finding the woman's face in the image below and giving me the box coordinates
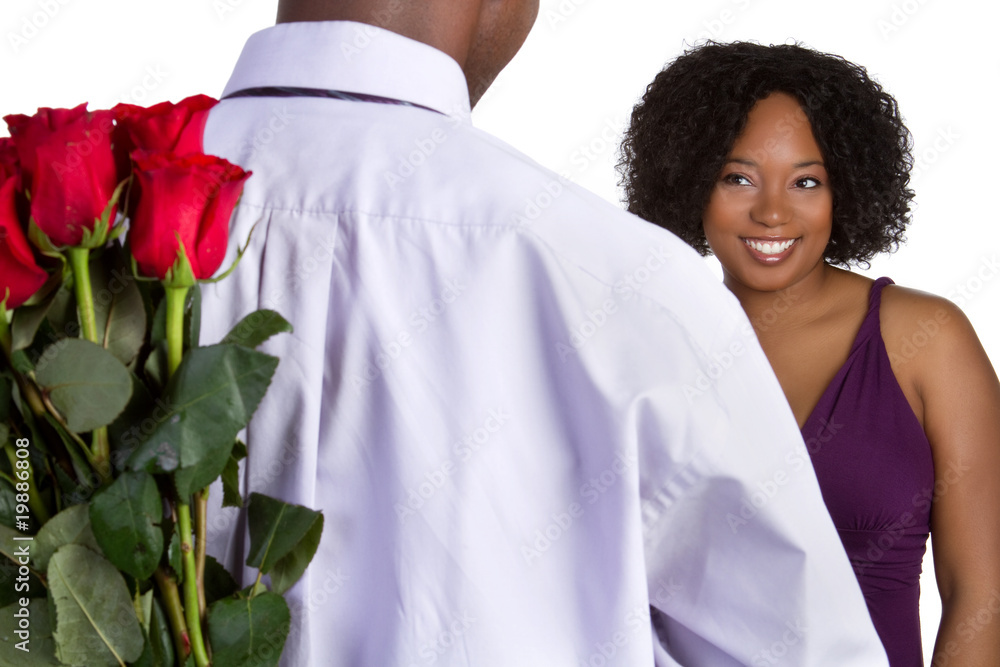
[702,92,833,294]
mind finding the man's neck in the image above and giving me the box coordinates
[275,0,480,71]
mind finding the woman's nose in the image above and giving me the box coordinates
[750,186,792,227]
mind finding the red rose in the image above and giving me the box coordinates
[0,137,18,181]
[0,175,47,309]
[113,95,217,158]
[129,151,250,281]
[4,104,90,188]
[4,104,118,247]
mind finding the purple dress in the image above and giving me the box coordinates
[800,277,934,666]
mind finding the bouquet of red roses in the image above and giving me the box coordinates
[0,96,321,667]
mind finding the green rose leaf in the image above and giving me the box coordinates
[47,544,144,666]
[268,513,323,596]
[207,592,290,667]
[221,440,247,509]
[40,283,77,344]
[143,340,169,393]
[0,598,60,665]
[108,372,156,471]
[9,277,63,352]
[0,369,11,427]
[132,596,174,667]
[222,310,293,349]
[185,283,201,350]
[204,554,240,605]
[34,338,132,433]
[91,242,147,366]
[126,343,278,499]
[33,503,100,572]
[89,471,164,580]
[168,528,183,583]
[246,492,324,594]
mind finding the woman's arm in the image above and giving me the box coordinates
[887,287,1000,665]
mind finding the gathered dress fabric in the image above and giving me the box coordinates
[802,277,934,667]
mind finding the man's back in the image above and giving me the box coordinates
[201,21,887,666]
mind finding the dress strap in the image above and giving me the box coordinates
[848,277,895,353]
[867,276,895,313]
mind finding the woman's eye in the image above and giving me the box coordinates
[795,177,822,188]
[722,173,752,186]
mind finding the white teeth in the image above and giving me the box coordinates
[745,239,796,254]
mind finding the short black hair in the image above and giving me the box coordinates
[618,41,914,266]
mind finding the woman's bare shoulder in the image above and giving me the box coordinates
[880,282,993,397]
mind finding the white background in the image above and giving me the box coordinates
[3,1,998,663]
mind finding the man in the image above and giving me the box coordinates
[201,1,889,664]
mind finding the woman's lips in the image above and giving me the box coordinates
[741,237,799,264]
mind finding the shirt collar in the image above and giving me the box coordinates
[222,21,472,124]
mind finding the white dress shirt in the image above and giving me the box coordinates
[200,21,888,667]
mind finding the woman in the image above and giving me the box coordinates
[619,42,1000,666]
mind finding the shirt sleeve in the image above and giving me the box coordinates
[631,293,889,666]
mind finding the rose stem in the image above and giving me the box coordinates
[164,286,189,378]
[165,283,210,665]
[178,502,210,667]
[154,566,191,661]
[195,488,208,620]
[66,246,110,479]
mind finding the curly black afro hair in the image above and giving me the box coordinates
[618,41,914,266]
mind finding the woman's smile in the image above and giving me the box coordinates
[741,236,800,263]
